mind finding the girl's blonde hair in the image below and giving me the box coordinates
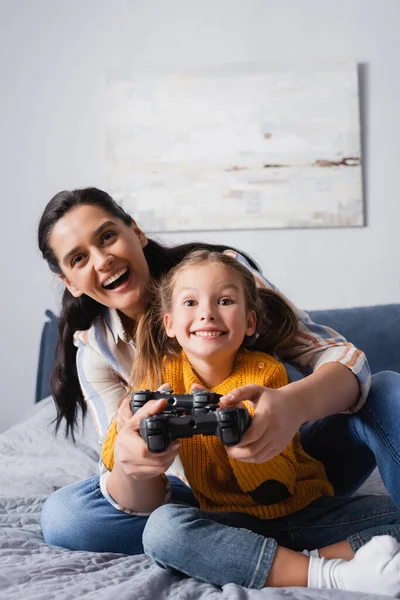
[130,249,298,390]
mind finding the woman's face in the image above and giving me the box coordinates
[49,204,150,321]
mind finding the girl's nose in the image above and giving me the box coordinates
[200,304,215,320]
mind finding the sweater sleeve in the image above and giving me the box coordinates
[101,420,118,471]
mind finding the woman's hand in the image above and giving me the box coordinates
[114,384,180,480]
[219,385,304,463]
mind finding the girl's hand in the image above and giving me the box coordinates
[114,393,180,480]
[190,383,207,392]
[219,384,303,463]
[116,382,173,432]
[116,394,133,432]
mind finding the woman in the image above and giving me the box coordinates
[38,187,400,561]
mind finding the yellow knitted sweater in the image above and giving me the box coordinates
[102,350,333,519]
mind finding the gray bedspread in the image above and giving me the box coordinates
[0,399,392,599]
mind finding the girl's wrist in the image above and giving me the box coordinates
[107,463,168,513]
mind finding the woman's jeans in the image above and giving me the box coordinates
[300,371,400,502]
[41,371,400,588]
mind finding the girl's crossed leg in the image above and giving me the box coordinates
[143,493,400,594]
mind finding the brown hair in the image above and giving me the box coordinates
[131,249,298,390]
[39,187,265,438]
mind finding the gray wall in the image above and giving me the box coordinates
[1,0,399,432]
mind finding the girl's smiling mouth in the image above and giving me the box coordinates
[191,329,226,337]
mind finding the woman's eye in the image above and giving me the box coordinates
[219,298,234,306]
[102,231,116,243]
[71,254,85,267]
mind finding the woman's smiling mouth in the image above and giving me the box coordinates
[102,267,130,290]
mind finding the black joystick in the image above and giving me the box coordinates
[131,389,222,416]
[140,407,251,453]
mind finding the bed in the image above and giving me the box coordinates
[0,307,398,599]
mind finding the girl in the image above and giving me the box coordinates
[38,187,400,572]
[102,249,400,595]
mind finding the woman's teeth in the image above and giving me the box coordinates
[103,268,128,289]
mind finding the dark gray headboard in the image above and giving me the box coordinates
[35,310,58,403]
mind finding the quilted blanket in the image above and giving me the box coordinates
[0,399,392,599]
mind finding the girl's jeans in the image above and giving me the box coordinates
[41,371,400,588]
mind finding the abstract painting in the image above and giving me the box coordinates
[106,64,363,232]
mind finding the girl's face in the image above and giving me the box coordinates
[164,262,256,363]
[49,204,150,321]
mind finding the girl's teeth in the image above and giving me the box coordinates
[103,268,127,287]
[194,331,222,337]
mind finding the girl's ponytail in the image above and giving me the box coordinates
[131,284,180,391]
[252,287,298,355]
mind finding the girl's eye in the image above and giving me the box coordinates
[183,299,197,307]
[219,298,234,306]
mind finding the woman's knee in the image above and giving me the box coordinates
[41,477,148,553]
[41,484,83,548]
[366,371,400,411]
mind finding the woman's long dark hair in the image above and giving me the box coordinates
[38,187,278,438]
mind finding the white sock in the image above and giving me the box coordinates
[308,535,400,597]
[301,548,320,557]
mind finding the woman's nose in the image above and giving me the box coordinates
[93,250,113,271]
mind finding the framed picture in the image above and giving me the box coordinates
[106,64,363,232]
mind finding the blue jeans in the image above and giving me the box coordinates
[41,475,197,554]
[41,371,400,584]
[143,494,400,588]
[300,371,400,503]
